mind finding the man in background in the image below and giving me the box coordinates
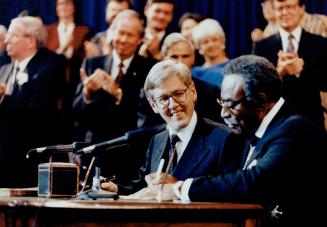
[138,0,174,61]
[0,16,66,187]
[253,0,327,129]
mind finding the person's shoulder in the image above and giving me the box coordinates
[75,25,91,34]
[45,23,58,31]
[201,118,233,134]
[86,54,108,64]
[256,33,279,45]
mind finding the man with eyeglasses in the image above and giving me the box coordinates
[253,0,327,130]
[148,55,327,226]
[101,59,242,196]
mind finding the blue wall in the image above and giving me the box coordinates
[1,0,327,58]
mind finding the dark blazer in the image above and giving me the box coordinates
[72,54,157,143]
[189,102,327,226]
[0,48,66,187]
[119,117,243,195]
[253,30,327,127]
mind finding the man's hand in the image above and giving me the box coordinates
[80,68,122,103]
[146,172,178,186]
[119,184,179,201]
[138,30,162,60]
[277,51,304,77]
[251,28,264,42]
[101,181,118,193]
[84,41,101,58]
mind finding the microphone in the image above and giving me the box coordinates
[75,123,166,155]
[26,142,90,159]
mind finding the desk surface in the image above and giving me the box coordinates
[0,196,263,210]
[0,196,264,227]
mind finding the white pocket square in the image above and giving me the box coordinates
[247,159,258,169]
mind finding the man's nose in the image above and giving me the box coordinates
[220,106,230,119]
[168,96,178,108]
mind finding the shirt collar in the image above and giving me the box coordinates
[279,26,302,48]
[15,53,36,72]
[168,111,198,145]
[255,97,285,139]
[58,22,75,33]
[112,49,134,70]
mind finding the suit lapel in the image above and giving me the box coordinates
[125,55,138,79]
[270,33,283,65]
[104,55,113,75]
[173,119,211,177]
[151,130,169,169]
[243,102,294,168]
[0,63,14,84]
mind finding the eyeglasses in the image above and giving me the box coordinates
[274,3,299,13]
[153,88,188,109]
[216,97,245,115]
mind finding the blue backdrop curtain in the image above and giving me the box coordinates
[1,0,327,58]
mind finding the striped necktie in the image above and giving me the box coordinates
[286,34,295,53]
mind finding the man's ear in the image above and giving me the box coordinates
[144,4,149,18]
[257,92,268,109]
[149,98,159,114]
[189,83,197,104]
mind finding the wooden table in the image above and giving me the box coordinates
[0,196,264,227]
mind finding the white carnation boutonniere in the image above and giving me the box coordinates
[16,70,29,86]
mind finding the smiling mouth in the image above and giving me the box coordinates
[170,110,183,117]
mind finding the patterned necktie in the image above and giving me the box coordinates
[116,61,124,85]
[168,134,180,173]
[286,34,295,53]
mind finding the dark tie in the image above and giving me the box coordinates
[116,62,124,85]
[250,135,259,147]
[286,34,295,53]
[167,134,180,173]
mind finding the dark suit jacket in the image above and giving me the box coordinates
[72,54,157,143]
[119,117,243,195]
[253,30,327,127]
[189,102,327,226]
[0,48,66,187]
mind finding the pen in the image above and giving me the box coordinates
[157,147,177,201]
[155,159,165,181]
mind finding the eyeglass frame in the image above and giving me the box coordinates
[274,2,300,13]
[153,87,188,109]
[216,97,246,116]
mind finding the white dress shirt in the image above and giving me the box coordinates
[279,26,302,53]
[111,50,134,80]
[57,22,75,59]
[167,111,197,162]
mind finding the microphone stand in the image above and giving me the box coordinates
[76,156,118,200]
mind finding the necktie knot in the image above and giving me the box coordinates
[170,134,180,148]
